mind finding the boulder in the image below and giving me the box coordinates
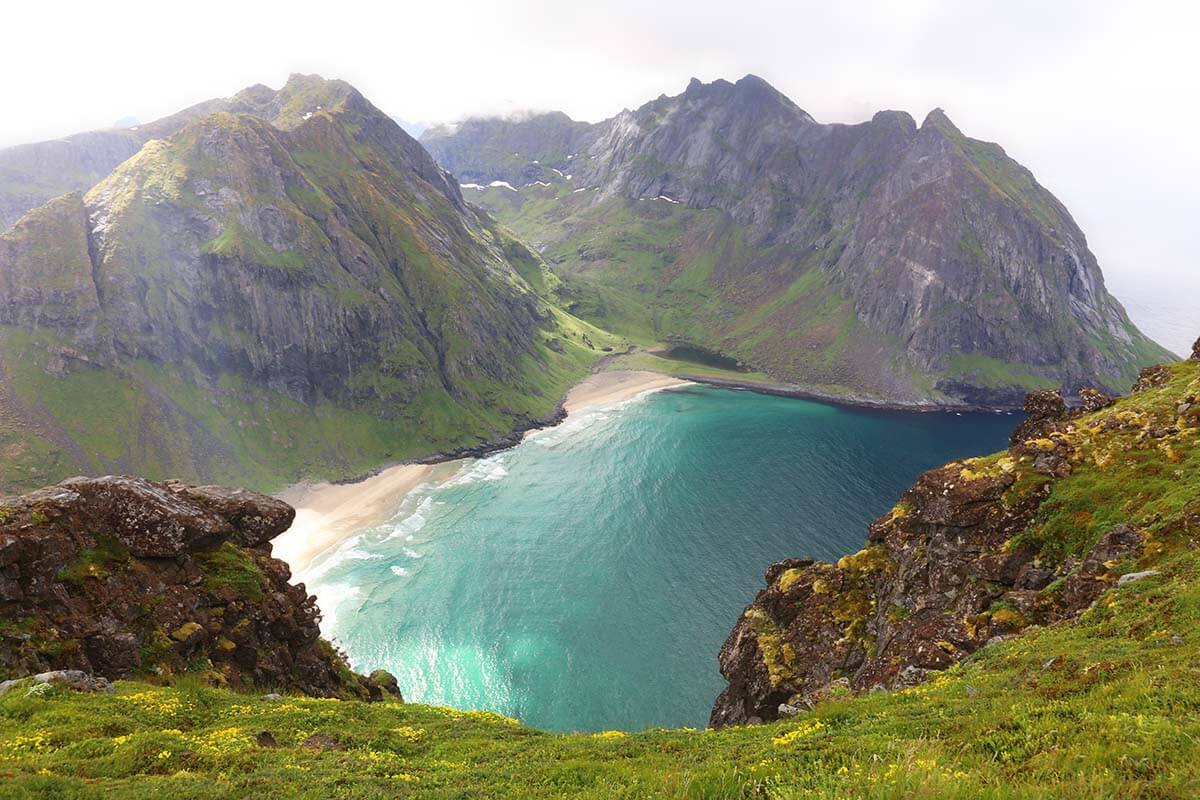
[0,670,113,695]
[166,483,294,547]
[1132,364,1172,393]
[1010,389,1067,445]
[1079,387,1114,413]
[1117,569,1161,586]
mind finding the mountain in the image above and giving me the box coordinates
[390,117,429,138]
[2,344,1197,796]
[0,75,616,491]
[422,75,1172,407]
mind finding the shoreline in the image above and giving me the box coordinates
[271,364,1015,576]
[676,375,1020,414]
[273,370,690,575]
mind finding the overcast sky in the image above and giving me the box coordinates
[2,0,1196,346]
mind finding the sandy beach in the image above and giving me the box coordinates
[272,370,690,575]
[562,370,690,414]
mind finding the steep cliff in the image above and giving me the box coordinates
[0,75,617,491]
[711,341,1200,726]
[423,76,1171,407]
[0,475,398,700]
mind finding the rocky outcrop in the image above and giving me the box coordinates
[424,75,1171,406]
[710,367,1192,727]
[0,475,399,701]
[1192,336,1200,362]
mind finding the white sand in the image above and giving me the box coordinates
[273,370,689,574]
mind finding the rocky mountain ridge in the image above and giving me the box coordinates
[710,338,1200,725]
[423,75,1172,407]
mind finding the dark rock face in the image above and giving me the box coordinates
[1192,336,1200,362]
[0,475,399,701]
[709,387,1150,728]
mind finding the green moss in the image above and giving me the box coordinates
[201,222,307,271]
[944,352,1059,391]
[742,607,798,687]
[57,535,129,586]
[195,543,266,602]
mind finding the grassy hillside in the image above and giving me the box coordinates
[2,358,1197,798]
[469,185,933,405]
[0,311,619,494]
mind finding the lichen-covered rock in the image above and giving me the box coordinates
[0,475,394,701]
[0,670,113,695]
[1079,387,1114,412]
[1133,364,1173,392]
[1010,389,1068,446]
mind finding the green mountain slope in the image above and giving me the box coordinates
[0,76,620,492]
[423,76,1172,408]
[1,350,1197,798]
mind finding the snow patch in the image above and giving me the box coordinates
[488,180,518,191]
[459,183,485,190]
[657,194,680,204]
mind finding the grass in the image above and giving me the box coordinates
[944,352,1059,392]
[1,555,1197,798]
[57,536,129,586]
[2,360,1198,799]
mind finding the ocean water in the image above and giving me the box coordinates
[299,385,1015,732]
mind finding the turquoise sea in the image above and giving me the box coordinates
[299,385,1015,731]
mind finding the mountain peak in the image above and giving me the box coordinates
[920,107,961,136]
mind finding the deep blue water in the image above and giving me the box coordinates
[300,385,1014,731]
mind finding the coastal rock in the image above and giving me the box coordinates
[0,475,394,700]
[709,378,1177,727]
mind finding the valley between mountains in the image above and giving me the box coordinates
[0,73,1173,495]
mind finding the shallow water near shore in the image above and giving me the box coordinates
[299,385,1014,731]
